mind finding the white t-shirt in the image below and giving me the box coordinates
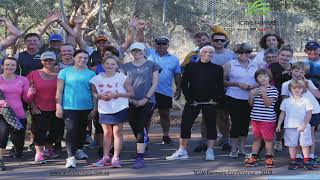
[280,96,313,128]
[90,72,129,114]
[281,79,320,114]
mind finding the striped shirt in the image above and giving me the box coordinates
[250,86,279,122]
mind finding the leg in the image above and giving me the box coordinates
[202,105,217,149]
[101,124,113,157]
[159,108,170,137]
[252,138,262,155]
[0,118,10,160]
[64,110,80,157]
[228,97,241,153]
[113,123,123,159]
[180,104,201,150]
[10,119,27,156]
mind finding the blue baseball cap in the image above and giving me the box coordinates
[305,41,320,50]
[49,34,63,42]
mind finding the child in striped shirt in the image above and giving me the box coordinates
[246,69,279,168]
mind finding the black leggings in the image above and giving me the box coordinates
[31,111,60,146]
[181,104,217,140]
[0,116,27,154]
[227,96,251,138]
[128,103,154,143]
[64,110,90,157]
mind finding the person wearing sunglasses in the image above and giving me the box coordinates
[262,48,279,68]
[223,43,259,158]
[144,36,182,145]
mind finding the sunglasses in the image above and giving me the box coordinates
[156,42,168,46]
[42,59,55,62]
[213,39,226,43]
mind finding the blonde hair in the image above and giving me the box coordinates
[288,80,307,93]
[291,62,307,73]
[101,55,120,65]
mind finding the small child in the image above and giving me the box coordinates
[90,56,134,168]
[246,69,278,168]
[281,62,320,167]
[277,80,313,170]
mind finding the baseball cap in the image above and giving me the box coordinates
[234,43,253,53]
[155,36,169,44]
[49,34,63,42]
[95,35,108,43]
[129,42,146,51]
[305,41,320,50]
[41,51,56,60]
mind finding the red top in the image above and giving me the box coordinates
[27,70,57,111]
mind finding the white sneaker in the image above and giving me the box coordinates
[75,149,88,160]
[165,150,188,160]
[65,156,76,168]
[205,149,215,161]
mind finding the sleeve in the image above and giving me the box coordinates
[305,99,313,111]
[118,64,126,74]
[181,51,195,67]
[173,57,181,74]
[308,80,317,89]
[281,82,290,96]
[89,75,97,85]
[85,46,95,56]
[57,69,66,81]
[181,63,192,102]
[216,66,225,98]
[145,46,153,57]
[152,62,161,73]
[279,99,287,111]
[26,71,34,82]
[21,77,32,103]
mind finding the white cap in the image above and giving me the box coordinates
[129,42,146,51]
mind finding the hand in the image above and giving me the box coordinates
[297,124,306,132]
[250,88,259,96]
[0,17,10,24]
[238,82,250,90]
[128,16,138,28]
[0,100,7,108]
[27,85,36,97]
[275,126,281,132]
[46,11,62,23]
[135,98,148,107]
[88,109,97,120]
[260,87,267,94]
[137,20,147,31]
[174,89,181,100]
[200,16,215,27]
[56,105,63,118]
[30,106,41,115]
[129,99,138,106]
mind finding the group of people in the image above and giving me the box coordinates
[0,12,320,172]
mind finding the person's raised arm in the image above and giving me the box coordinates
[37,12,62,38]
[135,20,147,42]
[120,16,138,51]
[0,17,22,50]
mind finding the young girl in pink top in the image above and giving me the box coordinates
[0,57,34,171]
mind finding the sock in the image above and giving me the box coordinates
[265,155,273,159]
[136,153,144,159]
[178,148,187,154]
[296,154,303,159]
[310,153,314,159]
[304,158,310,163]
[290,158,296,162]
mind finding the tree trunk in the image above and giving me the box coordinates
[104,0,120,43]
